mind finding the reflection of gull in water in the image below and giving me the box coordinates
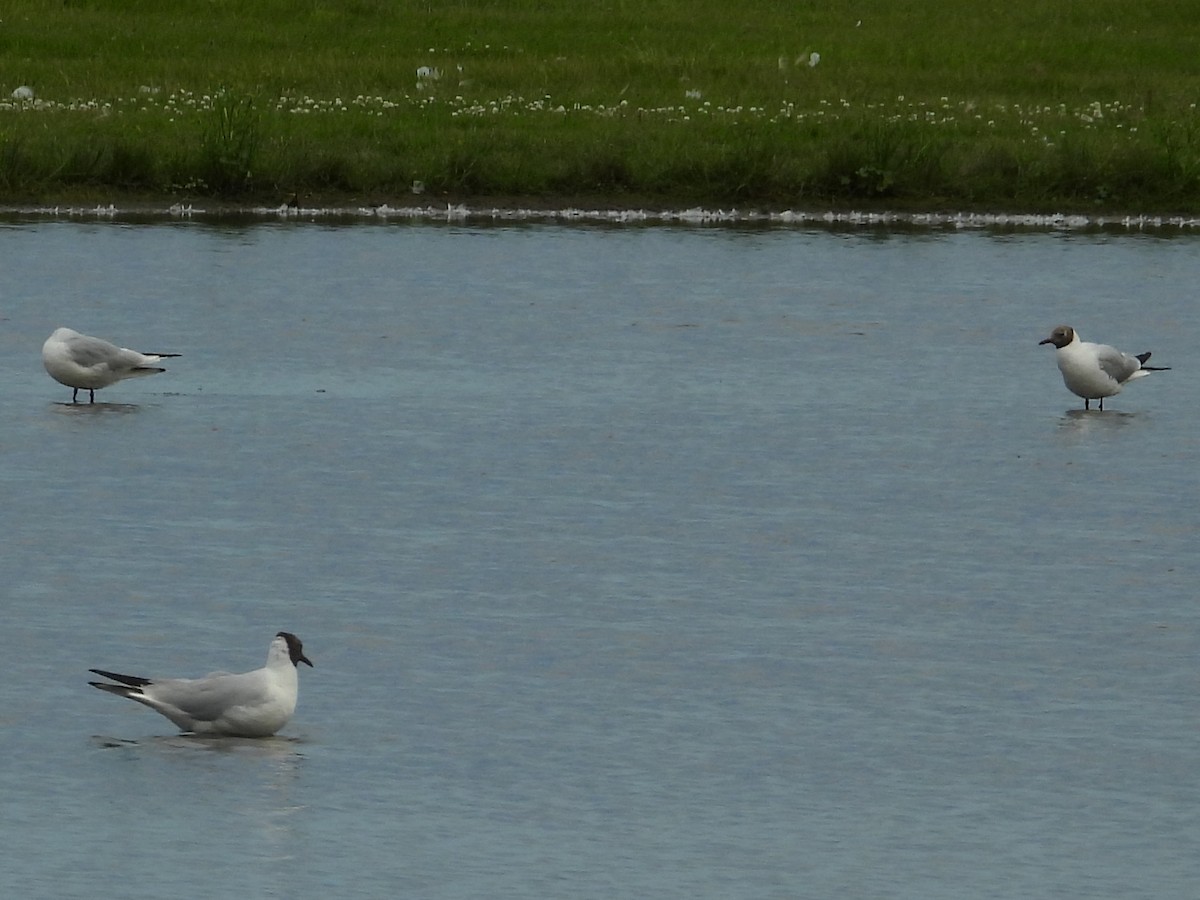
[51,401,142,416]
[92,733,306,759]
[1056,407,1138,439]
[42,327,181,403]
[90,731,308,841]
[89,632,313,737]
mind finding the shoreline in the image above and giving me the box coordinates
[4,199,1200,232]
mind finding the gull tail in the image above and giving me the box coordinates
[128,366,168,377]
[1136,352,1171,372]
[89,682,143,699]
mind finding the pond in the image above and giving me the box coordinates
[2,216,1198,898]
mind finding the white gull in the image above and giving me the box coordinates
[1039,324,1168,410]
[89,632,313,737]
[42,327,181,403]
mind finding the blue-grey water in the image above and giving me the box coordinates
[2,219,1199,899]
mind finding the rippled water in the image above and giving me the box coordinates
[2,219,1199,898]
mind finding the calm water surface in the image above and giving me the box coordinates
[2,219,1199,898]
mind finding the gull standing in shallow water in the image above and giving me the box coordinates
[89,632,313,737]
[42,327,181,403]
[1039,324,1169,410]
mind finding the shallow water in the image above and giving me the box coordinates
[2,220,1199,898]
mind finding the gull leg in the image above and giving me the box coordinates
[89,388,95,403]
[1099,397,1104,411]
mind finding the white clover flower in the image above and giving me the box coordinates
[808,51,820,67]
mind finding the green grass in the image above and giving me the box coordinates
[2,0,1199,210]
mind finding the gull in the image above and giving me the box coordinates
[89,632,313,737]
[1039,324,1169,410]
[42,327,181,403]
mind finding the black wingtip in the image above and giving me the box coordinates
[89,668,152,688]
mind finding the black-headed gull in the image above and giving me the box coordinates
[42,327,181,403]
[1039,325,1169,410]
[89,632,313,737]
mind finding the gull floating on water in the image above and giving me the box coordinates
[42,327,181,403]
[1039,324,1169,410]
[89,632,313,737]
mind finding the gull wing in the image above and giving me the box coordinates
[144,671,270,724]
[1093,344,1142,384]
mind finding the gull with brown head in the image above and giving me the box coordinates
[89,632,313,738]
[1039,325,1168,410]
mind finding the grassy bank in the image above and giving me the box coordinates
[2,0,1199,211]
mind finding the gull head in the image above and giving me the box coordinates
[277,631,314,667]
[1039,325,1075,349]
